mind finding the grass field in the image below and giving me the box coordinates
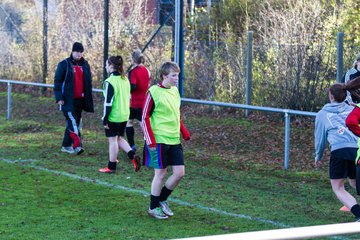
[1,91,360,239]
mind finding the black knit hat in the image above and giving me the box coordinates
[72,42,84,53]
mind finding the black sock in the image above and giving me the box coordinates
[159,186,173,202]
[126,127,135,147]
[150,195,160,210]
[108,161,117,170]
[351,204,360,218]
[127,150,135,160]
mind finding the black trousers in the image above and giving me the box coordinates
[62,99,83,147]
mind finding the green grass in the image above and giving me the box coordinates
[1,92,360,239]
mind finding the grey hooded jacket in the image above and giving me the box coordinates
[315,101,358,161]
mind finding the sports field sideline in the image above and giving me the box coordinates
[1,93,360,239]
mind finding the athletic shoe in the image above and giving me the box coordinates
[74,147,84,155]
[148,207,168,219]
[98,167,116,173]
[131,145,137,152]
[131,155,141,172]
[339,206,350,212]
[356,217,360,222]
[159,201,174,216]
[61,146,75,154]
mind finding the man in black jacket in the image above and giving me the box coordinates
[54,42,94,155]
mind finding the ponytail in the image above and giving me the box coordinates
[345,76,360,103]
[108,55,124,75]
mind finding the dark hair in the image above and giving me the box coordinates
[329,83,347,102]
[72,42,84,53]
[108,56,124,75]
[345,76,360,103]
[132,49,144,64]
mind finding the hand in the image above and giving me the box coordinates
[314,158,321,168]
[182,129,191,141]
[57,100,64,105]
[103,124,109,130]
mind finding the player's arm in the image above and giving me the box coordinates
[346,108,360,136]
[141,92,156,148]
[102,82,114,127]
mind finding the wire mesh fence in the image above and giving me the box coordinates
[1,1,360,111]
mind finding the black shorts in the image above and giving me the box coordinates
[329,148,357,179]
[129,108,142,121]
[143,143,184,169]
[105,121,127,137]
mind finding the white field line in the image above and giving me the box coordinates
[0,158,350,240]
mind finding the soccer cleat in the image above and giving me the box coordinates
[61,146,75,154]
[98,167,116,173]
[339,206,350,212]
[74,147,84,155]
[148,207,168,219]
[131,145,137,152]
[159,201,174,216]
[131,155,141,172]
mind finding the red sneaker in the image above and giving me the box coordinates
[98,167,115,173]
[131,155,141,172]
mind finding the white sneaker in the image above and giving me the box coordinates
[159,201,174,216]
[74,147,84,155]
[61,146,75,154]
[148,207,168,219]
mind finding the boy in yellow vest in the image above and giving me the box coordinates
[99,56,141,173]
[141,61,190,219]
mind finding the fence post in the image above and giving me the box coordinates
[42,0,48,94]
[245,31,253,116]
[7,82,11,120]
[337,32,344,83]
[103,0,109,81]
[284,112,290,169]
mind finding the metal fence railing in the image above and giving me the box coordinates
[0,79,317,170]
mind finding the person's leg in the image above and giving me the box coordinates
[118,136,132,153]
[119,122,141,171]
[118,136,141,172]
[349,178,356,189]
[99,136,118,173]
[158,144,185,216]
[61,114,73,148]
[126,119,135,150]
[331,179,360,219]
[161,144,185,196]
[61,111,76,153]
[109,136,119,163]
[148,168,168,219]
[164,165,185,190]
[99,123,118,173]
[73,101,83,143]
[331,179,357,208]
[71,100,83,154]
[150,168,167,208]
